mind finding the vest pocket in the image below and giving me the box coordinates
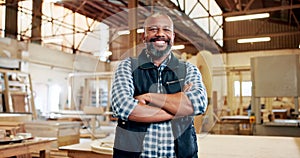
[164,78,185,93]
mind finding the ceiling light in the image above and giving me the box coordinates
[137,29,144,33]
[117,29,144,35]
[237,37,271,43]
[225,13,270,22]
[44,0,61,2]
[172,45,185,50]
[117,30,130,35]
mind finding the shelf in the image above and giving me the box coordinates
[8,81,28,86]
[9,91,27,95]
[0,69,36,119]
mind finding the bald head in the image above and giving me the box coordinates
[144,13,174,31]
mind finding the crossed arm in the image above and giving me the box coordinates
[129,84,194,122]
[111,59,207,123]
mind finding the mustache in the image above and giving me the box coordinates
[149,37,171,43]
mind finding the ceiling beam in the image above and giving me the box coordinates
[85,0,127,25]
[222,4,300,17]
[244,0,255,11]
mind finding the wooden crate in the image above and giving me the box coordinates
[24,121,81,147]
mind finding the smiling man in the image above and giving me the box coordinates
[111,13,208,158]
[143,14,174,61]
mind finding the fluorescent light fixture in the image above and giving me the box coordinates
[117,30,130,35]
[137,28,144,33]
[117,29,144,35]
[237,37,271,43]
[44,0,61,2]
[172,45,185,50]
[225,13,270,22]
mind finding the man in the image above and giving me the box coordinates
[111,13,208,158]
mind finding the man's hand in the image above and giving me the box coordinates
[183,83,193,92]
[135,94,151,105]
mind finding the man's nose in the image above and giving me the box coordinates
[155,28,165,37]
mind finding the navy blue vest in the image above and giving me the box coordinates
[113,50,198,158]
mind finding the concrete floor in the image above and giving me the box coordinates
[198,134,300,158]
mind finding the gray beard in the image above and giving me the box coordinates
[146,43,172,59]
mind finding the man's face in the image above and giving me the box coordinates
[143,16,175,59]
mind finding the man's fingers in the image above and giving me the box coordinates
[183,83,193,92]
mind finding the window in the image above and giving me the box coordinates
[234,81,252,96]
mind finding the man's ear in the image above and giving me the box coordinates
[141,32,146,43]
[171,32,175,43]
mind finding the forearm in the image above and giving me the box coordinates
[128,103,174,122]
[137,92,194,116]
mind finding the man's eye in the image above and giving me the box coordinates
[149,27,158,31]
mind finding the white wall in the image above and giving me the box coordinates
[21,43,111,116]
[28,63,71,114]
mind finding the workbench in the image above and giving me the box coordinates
[59,139,112,158]
[50,110,113,140]
[212,115,252,135]
[0,137,56,158]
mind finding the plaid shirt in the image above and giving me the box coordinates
[111,54,207,158]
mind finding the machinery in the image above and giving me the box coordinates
[251,54,300,136]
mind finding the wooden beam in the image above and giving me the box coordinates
[31,0,42,44]
[128,0,138,57]
[244,0,255,11]
[5,0,18,39]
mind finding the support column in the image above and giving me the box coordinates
[31,0,42,44]
[5,0,18,39]
[128,0,138,57]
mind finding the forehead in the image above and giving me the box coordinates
[144,15,173,28]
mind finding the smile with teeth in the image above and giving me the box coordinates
[154,40,166,46]
[155,41,165,44]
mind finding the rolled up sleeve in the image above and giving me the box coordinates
[111,58,138,120]
[184,62,208,115]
